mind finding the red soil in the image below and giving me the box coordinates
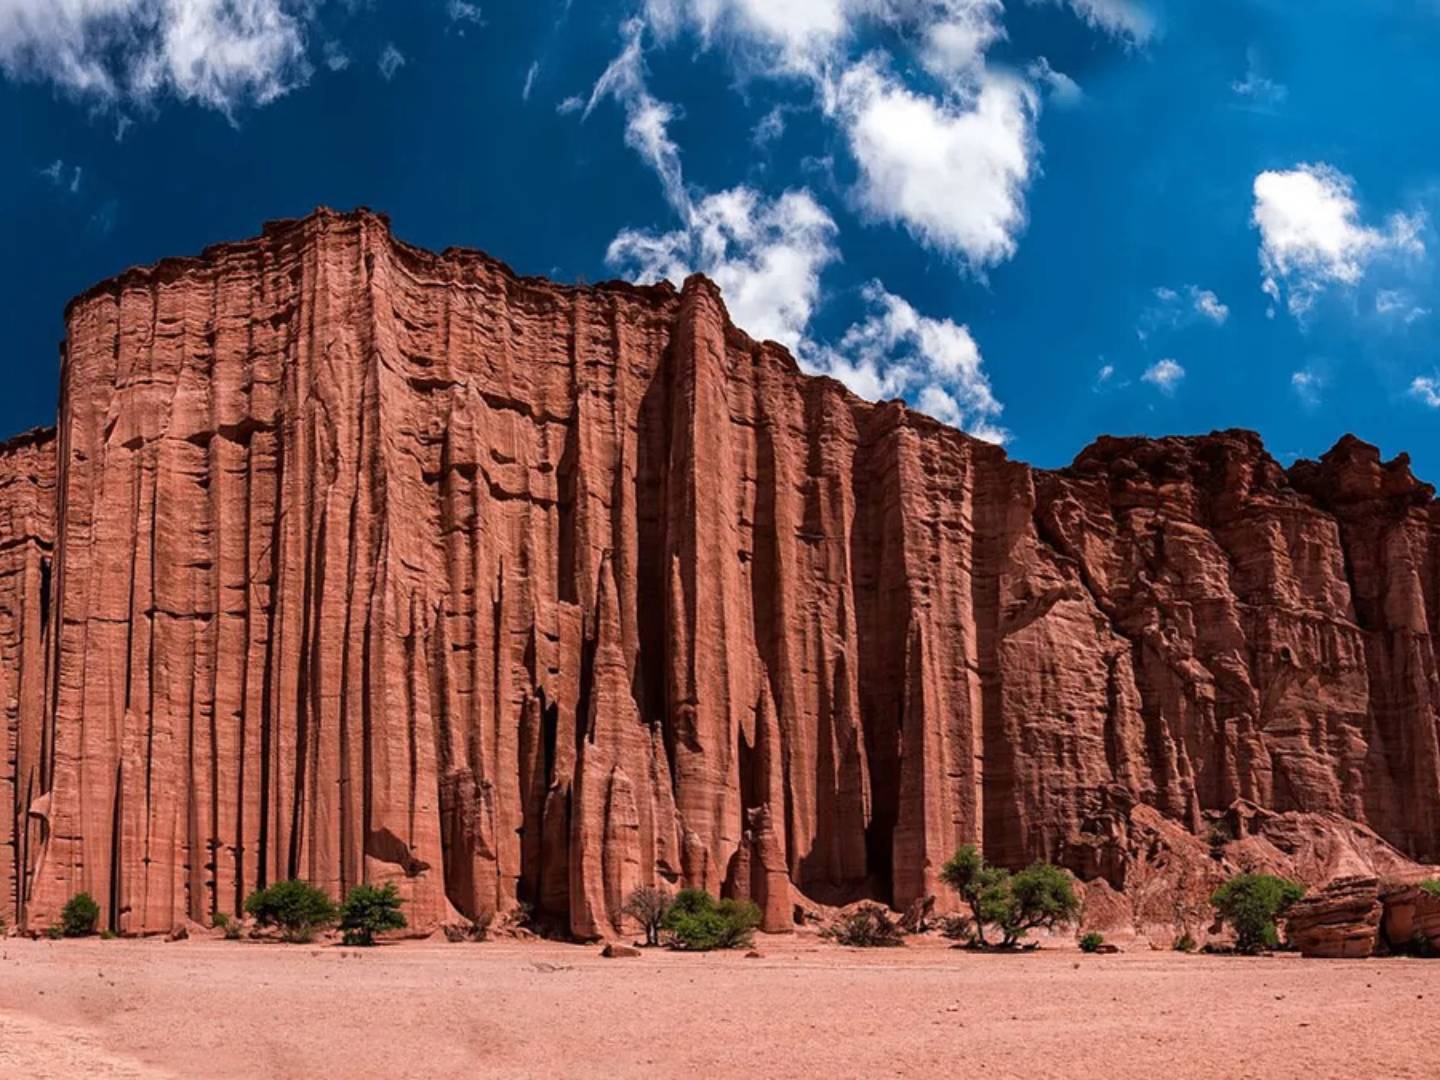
[1,935,1434,1079]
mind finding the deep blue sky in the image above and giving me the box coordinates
[3,0,1437,477]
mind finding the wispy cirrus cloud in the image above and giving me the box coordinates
[1410,375,1440,408]
[1037,0,1155,45]
[1140,284,1229,339]
[585,18,689,216]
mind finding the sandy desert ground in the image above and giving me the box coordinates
[0,933,1435,1079]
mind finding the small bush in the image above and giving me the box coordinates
[1419,880,1440,900]
[1205,823,1232,860]
[45,925,63,940]
[499,902,533,932]
[61,892,100,937]
[937,914,973,942]
[1211,873,1304,954]
[99,929,118,941]
[621,885,673,947]
[825,904,905,948]
[661,889,760,951]
[1078,932,1105,953]
[444,910,494,942]
[339,882,407,946]
[1172,931,1197,953]
[244,881,338,943]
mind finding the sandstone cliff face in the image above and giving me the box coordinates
[1,209,1436,937]
[0,430,54,930]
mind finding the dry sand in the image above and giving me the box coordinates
[0,934,1434,1079]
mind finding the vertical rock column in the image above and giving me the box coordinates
[0,432,54,928]
[662,281,755,893]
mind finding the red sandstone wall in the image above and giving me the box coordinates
[3,209,1436,936]
[0,429,54,929]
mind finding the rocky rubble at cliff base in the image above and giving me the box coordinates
[2,208,1437,942]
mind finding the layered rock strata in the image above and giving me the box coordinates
[1,209,1436,937]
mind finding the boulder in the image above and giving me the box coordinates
[1286,877,1382,958]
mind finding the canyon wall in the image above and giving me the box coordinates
[2,209,1436,936]
[0,429,54,928]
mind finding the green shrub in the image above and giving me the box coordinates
[825,904,905,948]
[661,889,760,951]
[338,883,407,946]
[45,925,63,940]
[212,911,243,940]
[244,881,338,943]
[99,929,118,940]
[1172,931,1197,953]
[940,846,1080,948]
[1001,863,1082,946]
[621,885,673,947]
[939,845,1010,947]
[61,892,100,937]
[1079,932,1105,953]
[1210,873,1305,954]
[1419,880,1440,900]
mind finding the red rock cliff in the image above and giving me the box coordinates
[0,429,54,929]
[2,210,1436,936]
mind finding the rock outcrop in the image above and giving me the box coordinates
[1,209,1437,937]
[1379,882,1440,954]
[1286,876,1384,958]
[1287,877,1440,958]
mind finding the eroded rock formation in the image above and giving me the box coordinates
[1,209,1436,937]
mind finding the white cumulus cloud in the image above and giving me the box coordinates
[638,2,1035,270]
[1252,163,1426,318]
[810,282,1007,442]
[0,0,315,118]
[1142,358,1184,393]
[835,55,1037,269]
[607,186,840,353]
[645,0,1010,83]
[1191,288,1229,324]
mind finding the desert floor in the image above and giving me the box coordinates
[0,933,1434,1079]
